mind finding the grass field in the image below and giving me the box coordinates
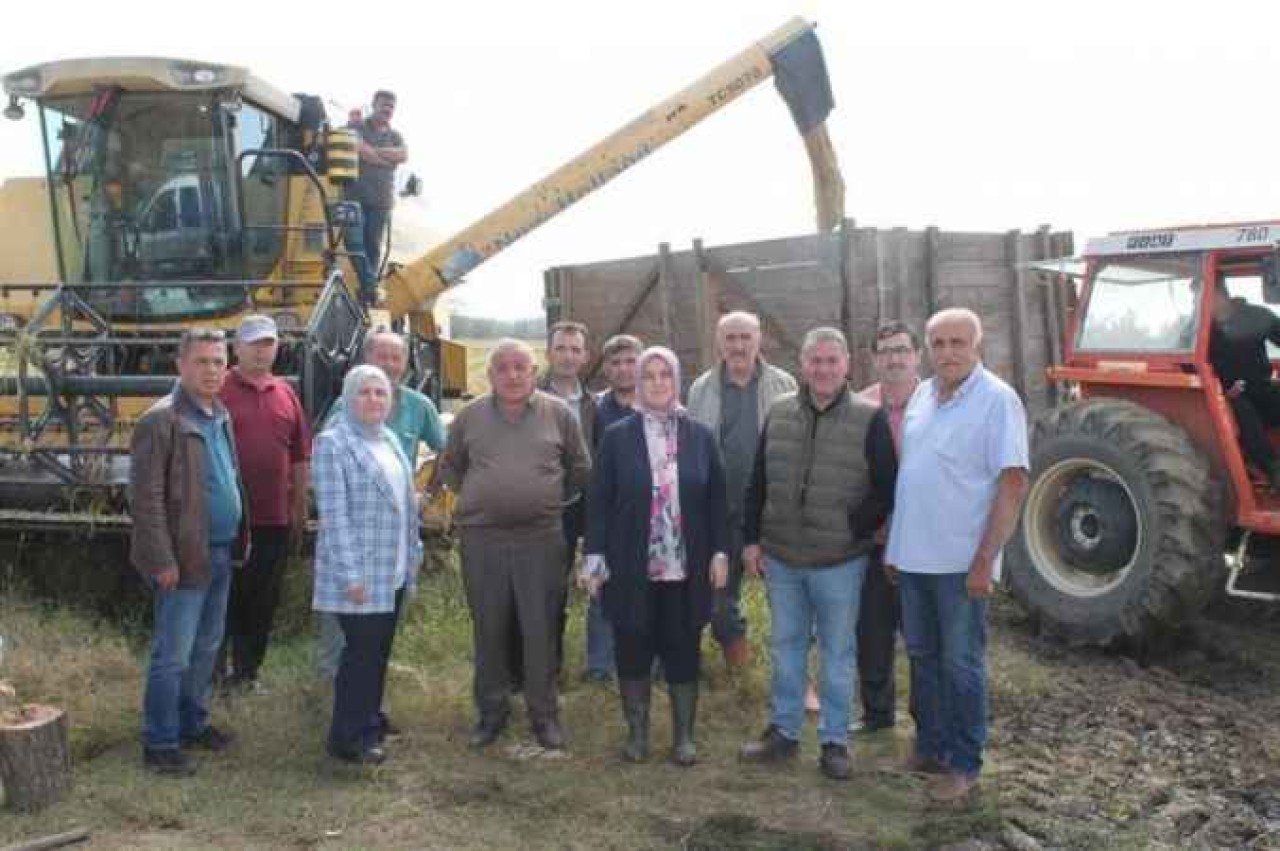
[4,538,1280,849]
[0,551,1009,851]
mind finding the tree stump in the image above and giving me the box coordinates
[0,705,71,813]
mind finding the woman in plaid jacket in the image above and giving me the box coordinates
[312,365,422,765]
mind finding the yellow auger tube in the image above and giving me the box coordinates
[383,16,817,318]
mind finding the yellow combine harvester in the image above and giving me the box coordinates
[0,18,843,532]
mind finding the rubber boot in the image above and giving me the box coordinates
[618,678,651,762]
[669,681,698,767]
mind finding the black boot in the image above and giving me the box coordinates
[669,681,698,767]
[618,678,651,762]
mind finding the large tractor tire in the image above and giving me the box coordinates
[1006,398,1227,646]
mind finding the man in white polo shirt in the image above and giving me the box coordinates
[885,307,1029,804]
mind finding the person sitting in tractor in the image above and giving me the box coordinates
[1209,284,1280,489]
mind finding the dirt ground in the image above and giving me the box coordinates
[982,599,1280,849]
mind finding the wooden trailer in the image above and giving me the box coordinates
[544,221,1074,418]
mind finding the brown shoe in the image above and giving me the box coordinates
[902,753,949,775]
[928,771,979,804]
[722,637,752,669]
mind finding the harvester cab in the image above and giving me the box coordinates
[0,19,844,535]
[0,58,378,525]
[1008,222,1280,647]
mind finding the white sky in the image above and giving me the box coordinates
[4,0,1280,319]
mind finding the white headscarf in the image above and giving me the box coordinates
[340,364,393,440]
[635,346,684,422]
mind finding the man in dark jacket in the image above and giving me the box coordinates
[530,321,598,682]
[130,328,248,777]
[737,327,897,782]
[1210,284,1280,488]
[582,333,644,681]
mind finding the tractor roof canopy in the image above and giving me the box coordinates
[1085,222,1280,259]
[3,56,300,122]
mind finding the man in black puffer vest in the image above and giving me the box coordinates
[737,327,897,781]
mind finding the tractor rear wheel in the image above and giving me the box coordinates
[1006,398,1227,645]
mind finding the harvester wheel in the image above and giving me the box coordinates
[1006,398,1226,645]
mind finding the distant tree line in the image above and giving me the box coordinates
[450,315,547,340]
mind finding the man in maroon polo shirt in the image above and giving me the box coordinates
[852,320,921,733]
[219,315,311,692]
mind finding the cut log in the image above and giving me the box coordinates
[0,705,71,813]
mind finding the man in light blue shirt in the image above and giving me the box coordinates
[886,307,1029,804]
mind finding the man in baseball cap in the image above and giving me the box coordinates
[218,313,311,694]
[236,315,278,345]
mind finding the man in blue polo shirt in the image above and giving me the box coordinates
[886,307,1029,804]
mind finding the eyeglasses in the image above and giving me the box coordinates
[874,345,915,357]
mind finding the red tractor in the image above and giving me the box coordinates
[1007,222,1280,645]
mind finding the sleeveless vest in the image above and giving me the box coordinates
[760,388,878,567]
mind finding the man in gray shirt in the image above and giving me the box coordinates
[347,90,407,282]
[436,339,591,751]
[687,311,797,669]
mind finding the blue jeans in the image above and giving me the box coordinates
[143,545,232,750]
[764,554,867,746]
[363,206,390,278]
[584,595,615,676]
[898,571,988,778]
[342,215,377,300]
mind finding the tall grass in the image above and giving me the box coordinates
[0,545,1003,849]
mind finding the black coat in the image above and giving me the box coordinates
[586,413,729,633]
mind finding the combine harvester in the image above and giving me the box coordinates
[0,18,842,539]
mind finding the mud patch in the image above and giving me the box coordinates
[990,598,1280,848]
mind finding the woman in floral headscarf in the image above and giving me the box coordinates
[581,347,728,766]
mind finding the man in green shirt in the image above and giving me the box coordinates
[325,331,445,463]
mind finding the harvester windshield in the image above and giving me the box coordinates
[38,89,276,318]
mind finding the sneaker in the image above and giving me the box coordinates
[181,725,235,752]
[819,743,853,781]
[143,747,196,777]
[532,718,566,751]
[738,725,799,763]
